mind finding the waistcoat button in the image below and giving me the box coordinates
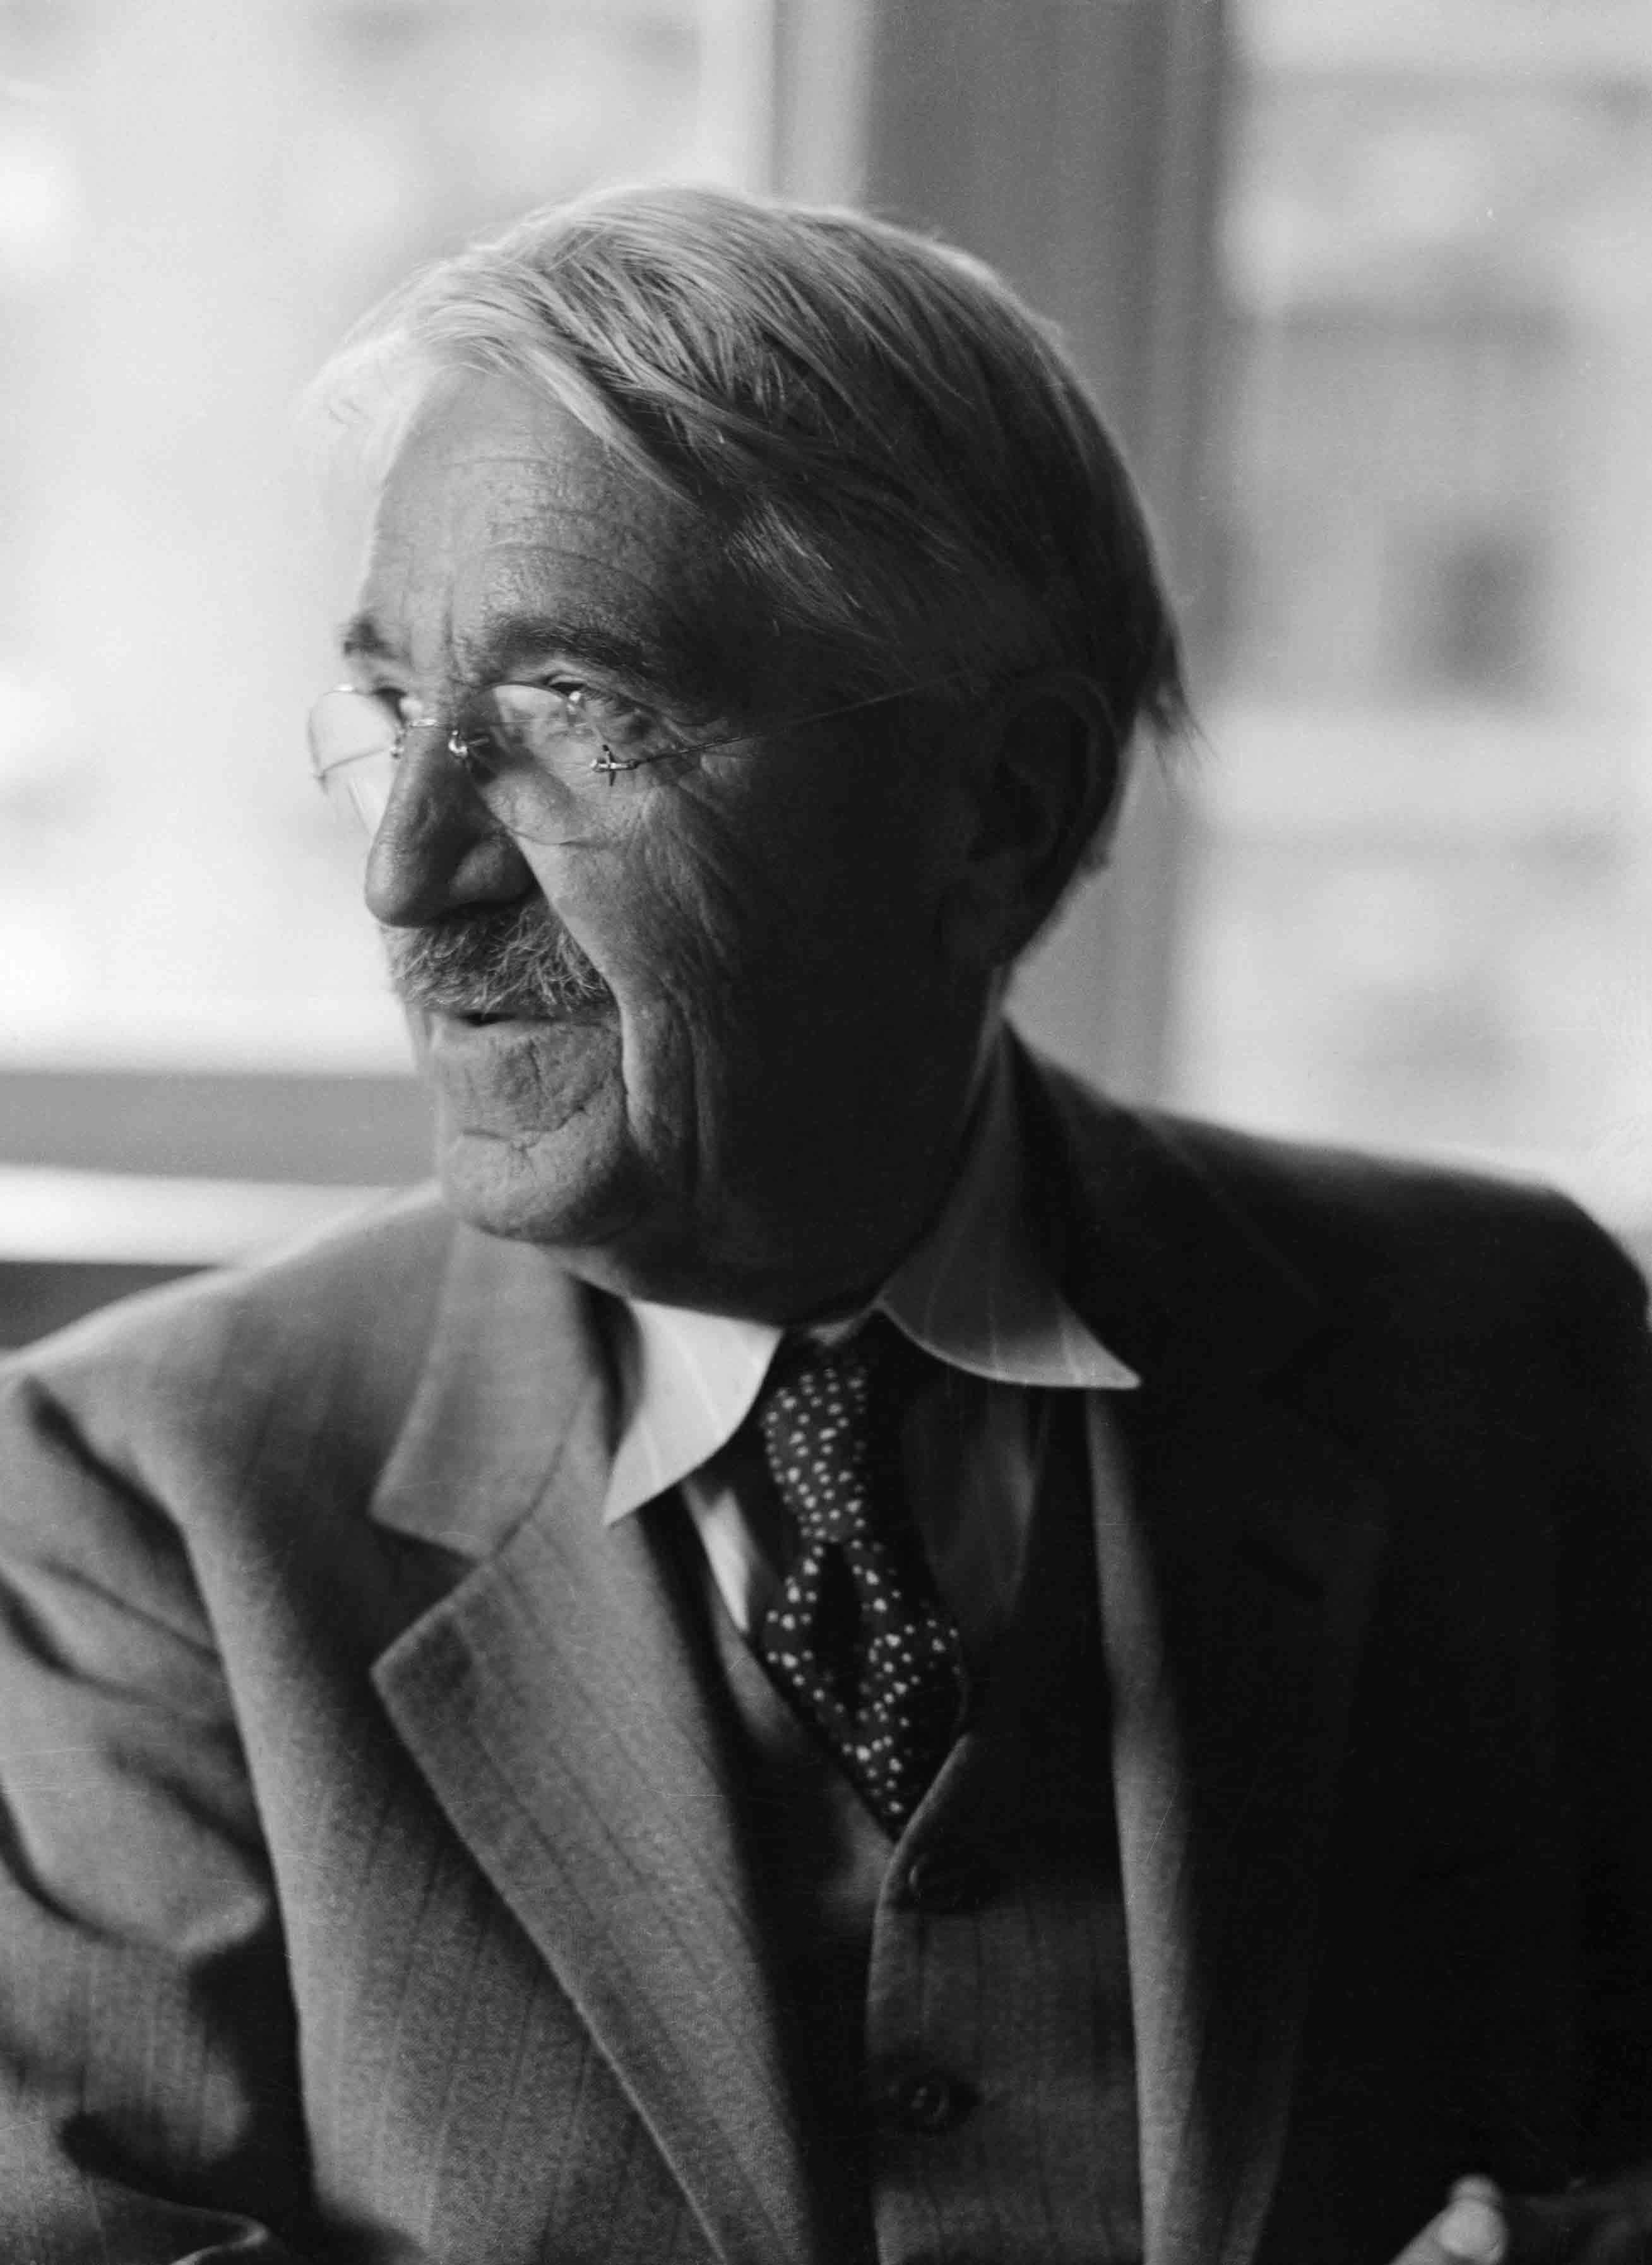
[901,1846,995,1913]
[880,2068,974,2134]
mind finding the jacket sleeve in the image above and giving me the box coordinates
[0,1362,321,2264]
[1548,1213,1652,2175]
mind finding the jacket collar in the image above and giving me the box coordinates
[369,1216,610,1557]
[1012,1034,1323,1392]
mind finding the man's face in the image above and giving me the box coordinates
[350,374,989,1317]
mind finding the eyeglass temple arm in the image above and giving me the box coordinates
[588,666,980,774]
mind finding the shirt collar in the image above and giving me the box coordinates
[875,1042,1136,1390]
[602,1036,1137,1525]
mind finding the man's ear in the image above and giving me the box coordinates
[942,670,1125,971]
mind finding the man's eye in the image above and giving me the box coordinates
[550,681,667,754]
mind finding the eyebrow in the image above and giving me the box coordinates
[337,609,691,698]
[473,612,679,691]
[337,611,401,664]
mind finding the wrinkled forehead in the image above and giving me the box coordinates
[355,371,733,696]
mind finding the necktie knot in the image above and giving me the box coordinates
[757,1333,886,1547]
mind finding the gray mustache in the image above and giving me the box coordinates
[384,903,612,1018]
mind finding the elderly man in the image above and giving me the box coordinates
[2,185,1651,2265]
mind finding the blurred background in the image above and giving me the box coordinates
[4,0,1652,1340]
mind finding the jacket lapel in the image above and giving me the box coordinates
[1025,1055,1389,2265]
[1093,1382,1386,2265]
[367,1227,826,2265]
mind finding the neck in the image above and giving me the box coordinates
[567,1037,1001,1326]
[562,1192,940,1327]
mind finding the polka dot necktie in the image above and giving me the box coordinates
[755,1323,967,1834]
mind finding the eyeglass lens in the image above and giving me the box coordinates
[307,685,638,846]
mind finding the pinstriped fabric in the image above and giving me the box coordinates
[863,1400,1141,2264]
[0,1218,727,2265]
[370,1436,833,2265]
[710,1394,1142,2264]
[305,1823,696,2262]
[887,1867,1139,2264]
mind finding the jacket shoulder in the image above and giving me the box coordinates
[1148,1105,1643,1338]
[1030,1050,1644,1357]
[0,1186,461,1489]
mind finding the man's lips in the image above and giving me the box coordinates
[417,1001,613,1030]
[403,998,544,1026]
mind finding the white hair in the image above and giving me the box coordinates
[309,181,1186,778]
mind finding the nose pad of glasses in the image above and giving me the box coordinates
[363,727,528,912]
[389,717,496,822]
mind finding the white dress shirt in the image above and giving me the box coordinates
[603,1038,1138,1662]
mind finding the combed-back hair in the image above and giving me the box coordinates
[311,181,1187,780]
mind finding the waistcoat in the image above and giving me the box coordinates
[702,1393,1143,2265]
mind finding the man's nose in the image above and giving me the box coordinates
[364,726,535,927]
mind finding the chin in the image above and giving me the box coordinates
[431,1109,645,1252]
[416,1012,641,1245]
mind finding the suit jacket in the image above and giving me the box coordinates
[1,1049,1651,2265]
